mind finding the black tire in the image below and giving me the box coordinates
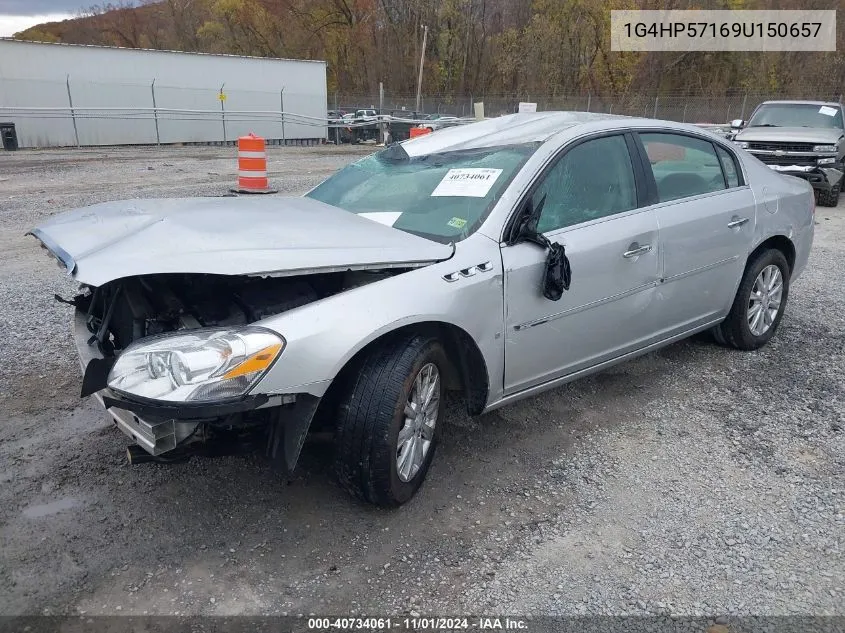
[334,333,447,506]
[713,248,790,351]
[817,179,841,207]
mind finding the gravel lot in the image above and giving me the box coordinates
[0,145,843,618]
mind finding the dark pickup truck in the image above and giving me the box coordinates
[731,100,845,206]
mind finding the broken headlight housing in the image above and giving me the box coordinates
[107,327,285,403]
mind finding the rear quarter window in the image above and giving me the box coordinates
[715,145,741,188]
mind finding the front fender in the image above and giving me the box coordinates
[249,235,505,405]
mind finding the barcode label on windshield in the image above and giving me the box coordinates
[431,168,503,197]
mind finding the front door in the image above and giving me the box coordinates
[501,133,661,395]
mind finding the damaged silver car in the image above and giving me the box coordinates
[31,112,815,506]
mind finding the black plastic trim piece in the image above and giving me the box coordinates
[102,390,271,421]
[80,357,116,398]
[266,394,321,473]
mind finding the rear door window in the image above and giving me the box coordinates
[639,133,728,202]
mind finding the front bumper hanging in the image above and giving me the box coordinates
[73,308,319,470]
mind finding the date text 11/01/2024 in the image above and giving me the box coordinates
[622,21,822,39]
[306,617,529,630]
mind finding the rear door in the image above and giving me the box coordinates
[634,132,756,334]
[501,133,661,394]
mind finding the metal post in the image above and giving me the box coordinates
[151,78,160,146]
[653,96,659,118]
[586,92,591,112]
[609,103,613,114]
[379,81,385,144]
[415,25,428,113]
[682,103,687,122]
[740,91,748,120]
[280,88,286,145]
[65,74,80,148]
[219,82,226,144]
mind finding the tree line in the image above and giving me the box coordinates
[16,0,845,100]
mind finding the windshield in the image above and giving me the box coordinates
[306,143,538,242]
[747,104,844,129]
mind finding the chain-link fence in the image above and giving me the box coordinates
[4,77,844,149]
[0,75,327,148]
[333,91,845,123]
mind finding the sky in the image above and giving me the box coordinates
[0,0,114,37]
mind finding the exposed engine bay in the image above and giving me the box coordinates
[65,267,410,467]
[70,268,402,357]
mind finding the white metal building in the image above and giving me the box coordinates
[0,39,328,148]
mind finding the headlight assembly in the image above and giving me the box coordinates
[733,141,749,149]
[107,327,285,403]
[813,145,837,153]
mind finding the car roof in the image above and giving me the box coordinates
[400,111,727,156]
[758,100,842,107]
[401,112,620,155]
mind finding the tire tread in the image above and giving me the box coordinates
[334,333,439,505]
[715,248,789,351]
[817,181,841,207]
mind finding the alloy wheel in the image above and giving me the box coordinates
[396,363,440,483]
[747,264,783,336]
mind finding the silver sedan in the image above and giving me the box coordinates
[31,112,815,506]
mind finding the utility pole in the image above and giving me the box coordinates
[379,81,386,144]
[416,24,428,113]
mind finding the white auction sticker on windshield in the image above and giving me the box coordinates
[358,211,402,226]
[819,106,838,116]
[431,168,503,197]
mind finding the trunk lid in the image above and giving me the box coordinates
[30,196,454,286]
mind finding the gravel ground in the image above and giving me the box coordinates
[0,145,842,618]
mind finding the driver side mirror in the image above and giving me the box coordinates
[508,195,571,301]
[730,119,745,129]
[509,194,546,246]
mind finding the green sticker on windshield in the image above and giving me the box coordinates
[447,217,467,229]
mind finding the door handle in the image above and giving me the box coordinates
[623,244,652,259]
[728,217,750,228]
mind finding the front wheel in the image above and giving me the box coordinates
[713,248,790,350]
[334,333,447,506]
[817,179,841,207]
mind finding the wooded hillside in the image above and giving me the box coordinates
[15,0,845,100]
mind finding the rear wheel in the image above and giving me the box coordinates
[817,179,841,207]
[334,333,446,506]
[713,248,790,350]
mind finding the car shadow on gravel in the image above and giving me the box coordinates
[0,338,691,615]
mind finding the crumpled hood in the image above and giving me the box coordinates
[29,196,454,286]
[734,126,844,144]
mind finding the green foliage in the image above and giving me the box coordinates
[14,27,60,42]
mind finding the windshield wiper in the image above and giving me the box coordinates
[748,123,780,127]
